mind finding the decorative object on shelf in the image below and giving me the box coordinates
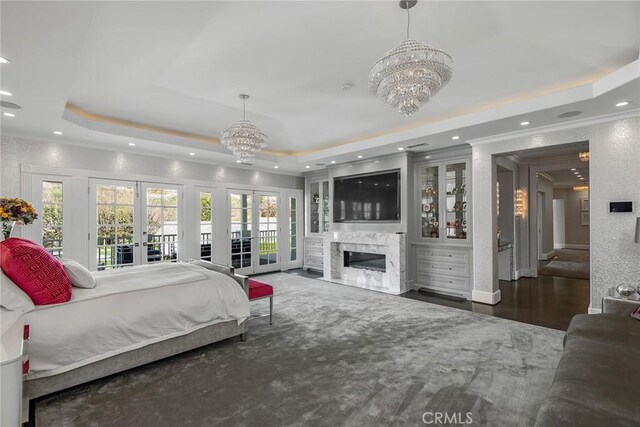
[423,204,430,212]
[368,0,453,116]
[461,219,467,226]
[461,201,467,211]
[578,151,590,162]
[515,188,527,218]
[460,183,466,192]
[0,197,38,240]
[426,185,434,195]
[573,184,589,191]
[312,195,320,203]
[616,284,636,298]
[221,94,268,163]
[581,211,590,226]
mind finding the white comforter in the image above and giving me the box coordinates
[24,263,250,379]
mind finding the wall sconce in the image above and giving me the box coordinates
[515,188,527,218]
[573,184,589,191]
[578,151,590,162]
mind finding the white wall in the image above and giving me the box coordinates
[471,113,640,311]
[553,187,590,248]
[0,136,304,197]
[552,199,566,248]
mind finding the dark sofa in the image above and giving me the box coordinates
[535,298,640,426]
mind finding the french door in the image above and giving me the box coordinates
[228,190,281,275]
[89,179,182,270]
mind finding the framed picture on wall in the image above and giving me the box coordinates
[581,198,590,211]
[581,211,590,225]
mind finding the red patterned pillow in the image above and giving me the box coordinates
[0,238,72,305]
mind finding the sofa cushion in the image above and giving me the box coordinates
[0,238,72,305]
[565,313,640,350]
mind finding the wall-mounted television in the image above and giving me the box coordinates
[333,169,400,222]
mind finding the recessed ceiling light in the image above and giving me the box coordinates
[236,160,242,164]
[397,147,405,151]
[305,165,310,169]
[0,57,10,64]
[189,152,195,156]
[520,121,530,126]
[273,165,279,169]
[128,142,136,146]
[425,155,431,159]
[451,136,460,140]
[330,160,336,164]
[557,110,582,119]
[579,177,585,180]
[615,101,630,107]
[357,155,363,159]
[53,131,62,135]
[3,112,15,117]
[0,90,13,96]
[573,171,579,174]
[570,168,576,171]
[374,183,379,186]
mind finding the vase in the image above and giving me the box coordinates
[1,221,16,240]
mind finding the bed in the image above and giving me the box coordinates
[18,262,250,423]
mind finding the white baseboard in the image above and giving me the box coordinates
[564,244,590,250]
[539,250,555,261]
[519,268,531,278]
[472,289,502,305]
[588,306,602,314]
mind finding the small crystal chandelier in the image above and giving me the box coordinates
[368,0,453,116]
[578,151,590,162]
[221,94,268,163]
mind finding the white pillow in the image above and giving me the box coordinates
[59,259,96,289]
[1,269,35,311]
[188,259,232,275]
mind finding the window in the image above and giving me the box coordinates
[95,184,135,270]
[41,181,63,257]
[145,187,179,263]
[289,197,297,261]
[200,192,212,260]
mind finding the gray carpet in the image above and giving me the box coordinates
[37,272,564,426]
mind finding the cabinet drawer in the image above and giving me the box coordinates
[416,259,469,277]
[416,272,469,292]
[416,247,469,264]
[305,254,324,265]
[306,247,323,257]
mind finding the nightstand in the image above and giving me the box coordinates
[1,309,25,427]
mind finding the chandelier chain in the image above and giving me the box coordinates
[406,0,410,39]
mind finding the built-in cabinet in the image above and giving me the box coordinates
[413,156,473,298]
[304,178,330,272]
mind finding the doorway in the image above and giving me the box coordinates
[89,179,182,270]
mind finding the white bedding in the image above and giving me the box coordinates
[24,263,250,379]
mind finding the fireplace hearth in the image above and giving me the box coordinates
[344,251,386,272]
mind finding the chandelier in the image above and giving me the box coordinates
[368,0,453,116]
[578,151,590,162]
[221,94,268,163]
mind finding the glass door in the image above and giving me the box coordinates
[89,179,140,270]
[309,182,320,234]
[445,162,469,241]
[420,165,440,239]
[255,192,280,274]
[229,191,253,275]
[141,184,181,264]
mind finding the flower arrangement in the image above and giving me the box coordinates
[0,197,38,239]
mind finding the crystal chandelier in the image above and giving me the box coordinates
[221,94,268,163]
[578,151,590,162]
[368,0,453,116]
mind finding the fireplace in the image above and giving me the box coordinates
[343,251,386,272]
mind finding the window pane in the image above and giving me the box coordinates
[116,186,134,205]
[97,205,115,224]
[97,185,115,204]
[147,188,162,206]
[42,182,63,204]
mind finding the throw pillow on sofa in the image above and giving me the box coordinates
[59,258,96,289]
[0,238,72,305]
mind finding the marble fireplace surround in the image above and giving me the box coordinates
[321,231,407,295]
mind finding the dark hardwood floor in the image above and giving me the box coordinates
[402,275,590,331]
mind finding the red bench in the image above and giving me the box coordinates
[248,279,273,325]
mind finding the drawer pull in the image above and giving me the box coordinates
[448,254,452,257]
[449,281,453,284]
[448,267,452,270]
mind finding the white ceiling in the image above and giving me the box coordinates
[1,1,639,174]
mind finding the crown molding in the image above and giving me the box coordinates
[467,109,640,146]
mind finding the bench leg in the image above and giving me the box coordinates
[269,296,273,325]
[240,332,248,342]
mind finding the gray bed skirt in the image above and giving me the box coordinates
[24,319,247,400]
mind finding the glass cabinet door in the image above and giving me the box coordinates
[310,182,320,234]
[445,162,468,240]
[420,165,440,238]
[321,181,330,232]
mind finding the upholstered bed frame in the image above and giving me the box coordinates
[22,269,249,425]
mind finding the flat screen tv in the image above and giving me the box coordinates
[333,169,400,222]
